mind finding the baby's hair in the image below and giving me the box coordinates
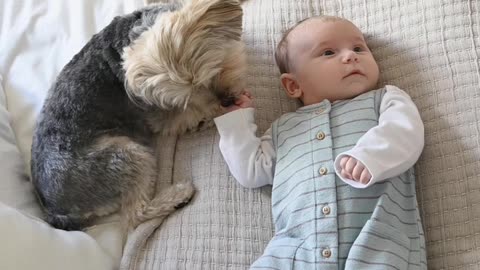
[274,15,350,74]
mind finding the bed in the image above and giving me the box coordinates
[0,0,479,269]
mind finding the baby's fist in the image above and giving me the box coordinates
[339,156,371,184]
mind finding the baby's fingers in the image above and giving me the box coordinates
[344,157,357,173]
[339,156,350,170]
[351,162,365,181]
[340,169,352,180]
[359,169,372,184]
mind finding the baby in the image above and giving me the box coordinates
[215,16,426,269]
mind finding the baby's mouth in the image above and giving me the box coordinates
[344,70,364,78]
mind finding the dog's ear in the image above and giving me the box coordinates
[123,0,244,110]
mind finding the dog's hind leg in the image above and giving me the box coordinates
[91,136,195,229]
[37,135,194,230]
[33,136,154,230]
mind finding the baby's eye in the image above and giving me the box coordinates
[323,50,335,56]
[353,46,363,52]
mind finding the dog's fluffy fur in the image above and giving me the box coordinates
[30,0,246,230]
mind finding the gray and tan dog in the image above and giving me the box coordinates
[31,0,246,230]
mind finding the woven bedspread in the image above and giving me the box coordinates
[121,0,480,269]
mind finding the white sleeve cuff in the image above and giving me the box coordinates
[214,108,256,137]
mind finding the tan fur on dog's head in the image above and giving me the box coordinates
[123,0,247,135]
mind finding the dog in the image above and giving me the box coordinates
[30,0,246,231]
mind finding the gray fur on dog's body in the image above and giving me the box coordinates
[32,6,173,230]
[31,1,246,230]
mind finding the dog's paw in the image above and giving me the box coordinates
[174,181,195,198]
[174,197,193,209]
[172,181,195,209]
[152,181,195,205]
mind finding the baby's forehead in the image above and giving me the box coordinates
[294,17,360,36]
[288,18,364,47]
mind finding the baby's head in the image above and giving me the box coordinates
[275,16,379,105]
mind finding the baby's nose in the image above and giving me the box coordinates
[342,50,359,63]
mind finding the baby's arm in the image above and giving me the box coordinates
[334,85,424,188]
[214,93,275,188]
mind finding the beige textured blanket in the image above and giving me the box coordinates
[122,0,480,269]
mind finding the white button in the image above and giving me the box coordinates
[315,108,324,114]
[319,167,328,175]
[322,205,331,215]
[322,248,331,258]
[316,131,326,140]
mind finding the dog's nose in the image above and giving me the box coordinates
[220,96,236,107]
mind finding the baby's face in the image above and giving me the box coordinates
[287,19,379,105]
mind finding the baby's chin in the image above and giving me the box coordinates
[343,81,377,97]
[320,86,373,103]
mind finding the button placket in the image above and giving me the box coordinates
[309,102,336,265]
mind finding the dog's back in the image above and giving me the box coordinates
[31,5,178,230]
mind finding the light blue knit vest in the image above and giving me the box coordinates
[250,88,426,270]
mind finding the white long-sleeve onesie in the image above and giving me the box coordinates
[214,86,424,189]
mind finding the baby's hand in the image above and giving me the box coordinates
[223,90,254,113]
[339,156,371,184]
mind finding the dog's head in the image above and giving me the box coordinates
[123,0,246,131]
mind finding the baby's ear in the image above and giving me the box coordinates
[280,73,302,99]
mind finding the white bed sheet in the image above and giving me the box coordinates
[0,0,145,269]
[0,0,143,177]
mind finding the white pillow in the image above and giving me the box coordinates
[0,75,123,270]
[0,74,42,217]
[0,202,116,270]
